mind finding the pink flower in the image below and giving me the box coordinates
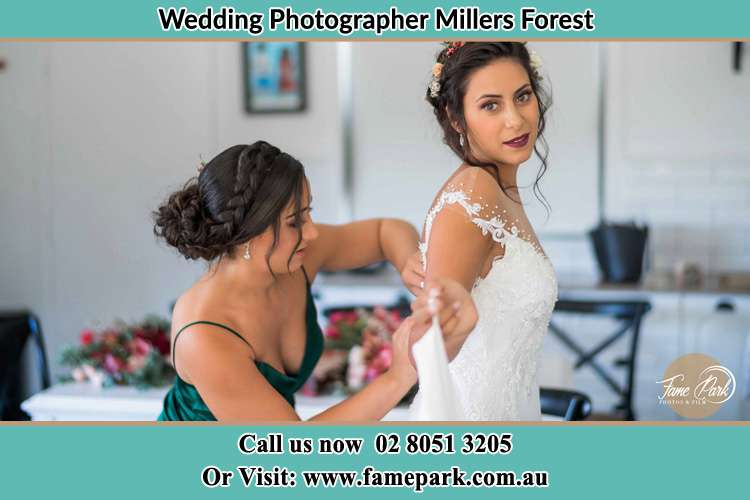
[329,311,346,324]
[445,41,466,58]
[127,354,148,373]
[377,345,393,368]
[80,329,95,346]
[103,353,126,374]
[365,366,380,383]
[369,346,393,373]
[361,329,382,354]
[130,337,152,356]
[324,325,340,339]
[373,306,388,321]
[390,311,402,324]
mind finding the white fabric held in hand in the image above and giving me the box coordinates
[408,316,466,421]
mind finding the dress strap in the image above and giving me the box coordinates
[171,320,255,371]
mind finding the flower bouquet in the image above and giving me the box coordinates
[59,315,175,389]
[307,306,417,404]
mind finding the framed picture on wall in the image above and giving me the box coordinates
[242,42,307,113]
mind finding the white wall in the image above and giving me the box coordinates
[605,42,750,273]
[0,42,342,383]
[350,42,452,227]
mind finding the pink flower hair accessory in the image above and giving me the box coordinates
[429,41,467,98]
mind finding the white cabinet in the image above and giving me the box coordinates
[632,294,682,421]
[679,294,750,420]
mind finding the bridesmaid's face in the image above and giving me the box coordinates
[461,58,539,168]
[249,181,318,274]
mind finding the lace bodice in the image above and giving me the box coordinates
[412,173,558,421]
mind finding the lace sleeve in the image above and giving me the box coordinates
[420,168,509,290]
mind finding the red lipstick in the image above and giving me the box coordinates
[503,133,529,148]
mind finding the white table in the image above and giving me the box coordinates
[21,383,169,421]
[21,382,561,421]
[20,383,410,421]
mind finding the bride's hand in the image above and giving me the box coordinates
[411,278,478,361]
[400,250,425,295]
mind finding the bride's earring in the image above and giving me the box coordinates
[459,133,465,147]
[243,243,251,260]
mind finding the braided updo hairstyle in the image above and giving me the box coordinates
[153,141,307,271]
[426,42,551,210]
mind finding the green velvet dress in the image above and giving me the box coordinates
[157,275,323,421]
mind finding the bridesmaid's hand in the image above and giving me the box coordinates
[411,278,478,361]
[400,250,425,295]
[387,313,430,389]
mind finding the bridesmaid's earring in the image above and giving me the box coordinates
[459,134,465,147]
[243,243,251,260]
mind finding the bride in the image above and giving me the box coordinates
[409,42,558,421]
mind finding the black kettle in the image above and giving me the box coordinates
[588,222,649,284]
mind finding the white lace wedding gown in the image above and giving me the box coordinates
[410,171,558,421]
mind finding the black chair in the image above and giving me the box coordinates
[0,311,51,420]
[548,300,651,421]
[540,387,592,421]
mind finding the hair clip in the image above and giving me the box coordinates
[429,42,466,98]
[528,49,544,80]
[429,62,443,98]
[442,41,466,58]
[429,42,543,100]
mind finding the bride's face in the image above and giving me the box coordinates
[461,58,539,168]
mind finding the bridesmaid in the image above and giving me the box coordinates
[153,140,477,421]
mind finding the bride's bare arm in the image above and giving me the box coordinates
[423,208,493,291]
[423,168,504,291]
[418,169,503,357]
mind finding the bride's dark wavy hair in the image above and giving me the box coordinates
[426,42,552,212]
[153,141,307,275]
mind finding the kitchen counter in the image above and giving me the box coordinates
[314,267,750,298]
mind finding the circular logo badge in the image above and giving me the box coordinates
[657,353,736,418]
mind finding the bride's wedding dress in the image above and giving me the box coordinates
[409,168,558,421]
